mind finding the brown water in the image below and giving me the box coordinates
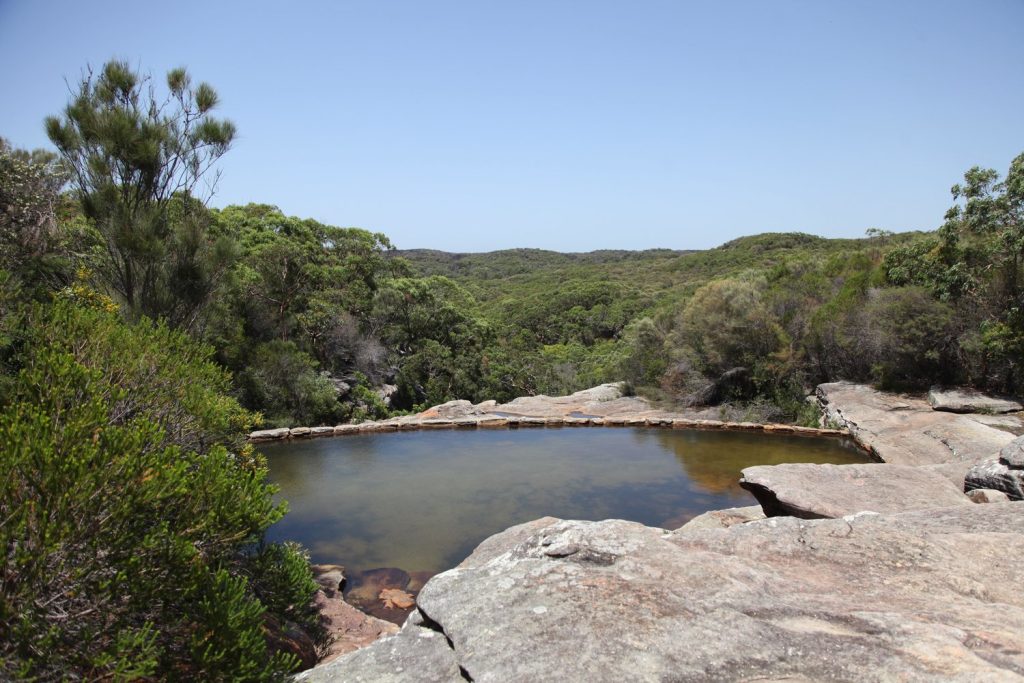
[262,427,869,577]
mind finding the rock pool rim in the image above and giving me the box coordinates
[249,415,864,451]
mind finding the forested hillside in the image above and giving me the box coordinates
[2,58,1022,679]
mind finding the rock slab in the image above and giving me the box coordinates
[312,507,1024,682]
[739,462,971,518]
[928,387,1023,414]
[672,505,765,531]
[817,382,1016,465]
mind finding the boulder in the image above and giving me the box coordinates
[430,400,479,419]
[311,564,345,596]
[739,462,971,518]
[376,384,399,407]
[1000,435,1024,468]
[290,427,312,438]
[927,387,1022,414]
[311,507,1024,681]
[312,588,400,665]
[967,488,1011,503]
[248,427,290,441]
[817,382,1015,465]
[965,457,1024,501]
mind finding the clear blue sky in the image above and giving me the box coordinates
[2,1,1022,252]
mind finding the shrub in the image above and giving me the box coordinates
[0,302,319,680]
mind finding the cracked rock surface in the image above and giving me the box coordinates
[303,507,1024,682]
[739,462,972,518]
[817,382,1017,465]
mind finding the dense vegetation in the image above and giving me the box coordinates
[2,57,1021,678]
[0,63,324,681]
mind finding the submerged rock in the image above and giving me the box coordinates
[345,568,416,624]
[309,506,1024,681]
[739,462,971,518]
[927,387,1022,414]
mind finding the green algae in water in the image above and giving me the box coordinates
[261,427,870,578]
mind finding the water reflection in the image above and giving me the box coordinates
[261,427,869,579]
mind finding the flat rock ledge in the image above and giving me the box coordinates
[252,383,850,443]
[300,506,1024,682]
[928,387,1023,414]
[739,462,972,518]
[816,381,1019,466]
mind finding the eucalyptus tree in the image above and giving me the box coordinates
[45,61,237,329]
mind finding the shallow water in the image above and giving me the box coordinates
[262,427,870,578]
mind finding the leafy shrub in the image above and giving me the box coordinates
[237,340,342,427]
[0,302,319,680]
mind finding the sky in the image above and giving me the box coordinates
[1,1,1022,252]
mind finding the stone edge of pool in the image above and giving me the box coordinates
[248,381,854,445]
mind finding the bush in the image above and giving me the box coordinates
[860,286,958,390]
[237,340,342,427]
[0,302,320,680]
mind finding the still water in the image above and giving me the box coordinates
[262,427,869,578]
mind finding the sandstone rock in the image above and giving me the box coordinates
[968,488,1011,503]
[248,427,290,441]
[333,424,361,435]
[297,611,461,682]
[310,426,335,437]
[430,399,479,419]
[968,413,1024,436]
[314,507,1024,681]
[672,505,765,531]
[1000,435,1024,468]
[312,589,400,665]
[311,564,345,595]
[817,382,1015,465]
[927,387,1022,414]
[740,462,971,518]
[376,384,399,407]
[965,457,1024,501]
[289,427,312,438]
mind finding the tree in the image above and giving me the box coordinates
[45,61,237,328]
[885,152,1024,390]
[0,138,85,294]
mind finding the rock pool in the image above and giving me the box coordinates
[262,427,869,583]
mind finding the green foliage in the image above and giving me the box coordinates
[883,153,1024,391]
[0,301,317,680]
[0,138,91,297]
[678,277,785,377]
[236,340,342,427]
[860,287,957,389]
[45,60,238,328]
